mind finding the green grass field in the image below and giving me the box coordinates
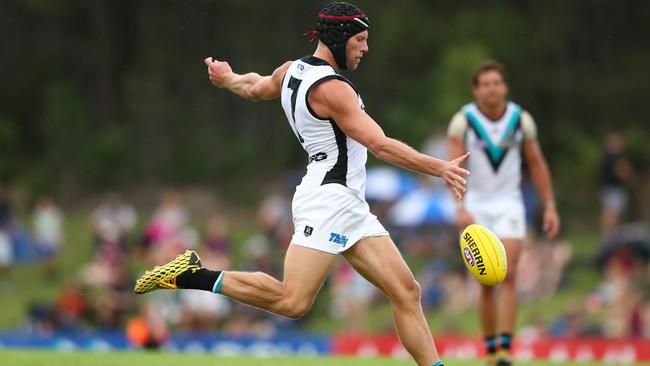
[1,350,648,366]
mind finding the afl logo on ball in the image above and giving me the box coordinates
[463,247,475,267]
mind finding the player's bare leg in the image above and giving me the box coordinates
[220,244,337,318]
[479,284,498,330]
[343,235,440,366]
[479,282,498,364]
[479,238,521,365]
[498,238,522,334]
[494,238,522,365]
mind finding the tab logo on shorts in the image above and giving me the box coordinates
[304,226,313,237]
[329,232,348,247]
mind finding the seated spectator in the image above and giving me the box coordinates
[56,279,89,330]
[91,193,137,248]
[144,190,199,266]
[517,239,572,300]
[417,259,448,310]
[599,132,634,235]
[0,186,13,288]
[145,190,189,247]
[329,262,376,332]
[204,215,232,269]
[32,197,64,278]
[179,289,231,331]
[0,228,12,289]
[126,304,170,349]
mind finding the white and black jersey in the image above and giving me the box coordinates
[280,56,368,200]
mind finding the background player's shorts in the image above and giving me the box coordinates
[466,198,526,240]
[600,186,628,213]
[0,231,13,266]
[291,184,389,254]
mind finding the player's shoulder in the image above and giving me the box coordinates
[309,74,356,102]
[447,103,473,124]
[508,102,538,141]
[511,104,536,126]
[506,101,534,120]
[520,109,535,124]
[306,74,358,121]
[448,107,471,139]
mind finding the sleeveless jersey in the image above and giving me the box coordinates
[449,102,536,202]
[280,56,368,200]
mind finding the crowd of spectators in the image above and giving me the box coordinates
[0,131,647,345]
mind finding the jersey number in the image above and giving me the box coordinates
[287,76,305,143]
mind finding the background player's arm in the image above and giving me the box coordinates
[448,137,466,161]
[311,80,470,199]
[524,139,561,239]
[204,58,292,101]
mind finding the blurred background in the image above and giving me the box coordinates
[0,0,649,361]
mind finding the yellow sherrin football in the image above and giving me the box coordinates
[459,224,508,286]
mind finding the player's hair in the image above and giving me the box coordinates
[472,60,508,86]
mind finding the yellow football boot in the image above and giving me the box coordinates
[496,349,513,366]
[134,250,202,294]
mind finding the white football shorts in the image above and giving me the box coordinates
[465,197,526,240]
[291,183,389,254]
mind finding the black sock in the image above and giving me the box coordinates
[485,335,497,354]
[500,332,513,352]
[176,268,222,292]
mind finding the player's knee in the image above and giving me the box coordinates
[391,278,421,305]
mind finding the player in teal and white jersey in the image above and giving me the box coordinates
[448,60,561,366]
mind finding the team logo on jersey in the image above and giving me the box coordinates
[499,131,519,149]
[329,232,348,247]
[304,226,313,237]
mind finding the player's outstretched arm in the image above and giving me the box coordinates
[310,80,470,200]
[204,58,292,101]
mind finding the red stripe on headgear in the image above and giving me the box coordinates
[317,13,366,20]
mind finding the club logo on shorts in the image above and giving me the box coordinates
[304,226,313,237]
[329,232,348,247]
[463,247,475,267]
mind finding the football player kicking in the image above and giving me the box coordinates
[135,3,469,366]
